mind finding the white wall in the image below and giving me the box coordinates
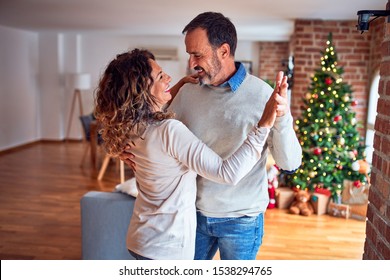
[0,27,260,151]
[0,26,40,151]
[235,40,260,75]
[38,33,66,140]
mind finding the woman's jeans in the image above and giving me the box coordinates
[194,212,264,260]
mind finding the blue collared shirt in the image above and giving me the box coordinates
[219,62,247,93]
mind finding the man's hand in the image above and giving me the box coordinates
[273,71,289,117]
[119,144,136,171]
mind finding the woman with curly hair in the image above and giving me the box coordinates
[94,48,283,260]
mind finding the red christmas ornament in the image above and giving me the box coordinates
[325,77,333,85]
[353,180,362,188]
[313,147,322,155]
[333,115,342,122]
[351,100,358,106]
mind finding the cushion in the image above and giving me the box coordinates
[115,177,138,197]
[80,191,135,260]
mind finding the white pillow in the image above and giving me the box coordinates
[115,177,138,197]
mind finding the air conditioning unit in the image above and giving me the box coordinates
[147,47,178,61]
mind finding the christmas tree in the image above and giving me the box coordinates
[288,33,369,202]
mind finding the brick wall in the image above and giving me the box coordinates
[257,42,290,81]
[363,22,390,260]
[369,18,386,78]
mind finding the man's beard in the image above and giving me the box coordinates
[197,70,211,86]
[195,54,222,86]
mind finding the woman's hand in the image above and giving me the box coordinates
[181,73,199,85]
[167,73,199,105]
[274,71,289,117]
[258,71,288,128]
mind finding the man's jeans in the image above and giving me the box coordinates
[128,250,152,260]
[194,212,264,260]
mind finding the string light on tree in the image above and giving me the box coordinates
[287,33,369,201]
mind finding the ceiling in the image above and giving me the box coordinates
[0,0,387,41]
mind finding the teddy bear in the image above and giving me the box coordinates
[289,189,314,216]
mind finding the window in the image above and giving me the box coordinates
[365,71,380,164]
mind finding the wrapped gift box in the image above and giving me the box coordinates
[342,179,369,205]
[342,180,369,221]
[328,201,351,219]
[311,193,330,215]
[275,187,295,209]
[349,203,368,221]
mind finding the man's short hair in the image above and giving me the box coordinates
[182,11,237,56]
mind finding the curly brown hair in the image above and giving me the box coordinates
[94,49,174,156]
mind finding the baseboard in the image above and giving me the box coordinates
[0,139,82,155]
[0,140,40,155]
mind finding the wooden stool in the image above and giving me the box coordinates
[97,155,125,183]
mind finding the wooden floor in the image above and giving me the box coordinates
[0,141,366,260]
